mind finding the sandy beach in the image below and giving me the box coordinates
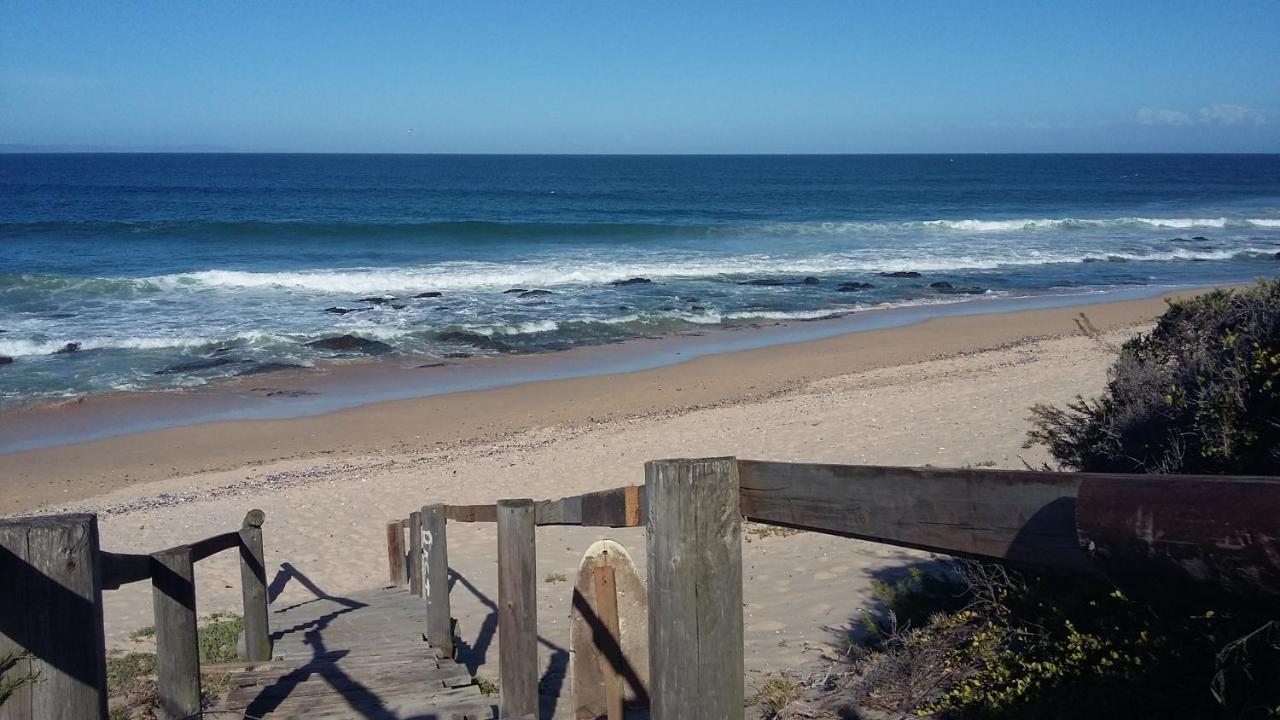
[0,288,1219,713]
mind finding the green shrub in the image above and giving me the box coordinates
[197,612,244,664]
[1028,280,1280,474]
[853,564,1280,719]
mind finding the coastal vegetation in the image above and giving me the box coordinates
[105,613,244,719]
[782,281,1280,719]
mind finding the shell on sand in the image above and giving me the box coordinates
[569,539,649,717]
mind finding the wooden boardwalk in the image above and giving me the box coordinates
[211,585,496,720]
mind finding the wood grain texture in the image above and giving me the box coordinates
[0,514,108,720]
[386,521,406,585]
[737,460,1087,570]
[151,547,201,720]
[1077,475,1280,604]
[646,458,744,720]
[408,510,424,597]
[239,509,271,662]
[446,504,498,523]
[422,503,454,658]
[496,499,538,719]
[571,540,649,719]
[592,566,624,720]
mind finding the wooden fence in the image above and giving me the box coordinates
[390,457,1280,720]
[0,510,270,720]
[5,457,1279,719]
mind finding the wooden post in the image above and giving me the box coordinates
[238,508,271,662]
[645,458,744,720]
[497,499,538,719]
[151,547,201,720]
[386,521,406,585]
[592,565,624,720]
[421,503,454,658]
[0,513,108,720]
[408,510,424,597]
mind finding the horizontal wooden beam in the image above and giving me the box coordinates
[737,460,1088,570]
[101,551,153,589]
[443,485,646,528]
[1077,475,1280,604]
[445,504,497,523]
[187,531,241,563]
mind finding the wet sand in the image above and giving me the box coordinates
[0,288,1203,514]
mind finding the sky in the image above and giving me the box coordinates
[1,1,1278,154]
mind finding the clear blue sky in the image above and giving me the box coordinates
[2,1,1277,153]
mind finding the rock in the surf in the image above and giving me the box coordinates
[929,281,954,289]
[835,282,874,292]
[738,278,786,286]
[0,355,12,365]
[414,291,443,298]
[358,296,396,305]
[503,288,528,294]
[323,306,370,315]
[305,335,393,354]
[438,331,516,353]
[803,276,820,285]
[611,277,652,286]
[53,342,81,355]
[233,362,310,377]
[155,357,238,375]
[518,289,553,298]
[879,271,922,278]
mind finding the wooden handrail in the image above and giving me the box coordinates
[1,508,270,720]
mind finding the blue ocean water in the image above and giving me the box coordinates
[2,153,1279,408]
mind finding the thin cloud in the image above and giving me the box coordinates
[1136,104,1270,127]
[1136,108,1193,126]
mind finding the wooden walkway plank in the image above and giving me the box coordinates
[210,585,494,720]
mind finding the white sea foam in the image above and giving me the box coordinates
[466,320,561,336]
[0,335,222,357]
[920,217,1230,231]
[1248,219,1280,228]
[140,244,1276,295]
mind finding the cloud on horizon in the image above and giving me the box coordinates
[1137,104,1271,127]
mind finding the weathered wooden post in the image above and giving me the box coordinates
[592,565,624,720]
[386,520,406,585]
[0,513,109,719]
[408,510,424,597]
[645,458,744,720]
[239,508,271,662]
[497,498,538,719]
[421,503,454,658]
[151,547,201,720]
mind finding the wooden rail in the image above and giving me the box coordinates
[388,457,1280,720]
[8,457,1276,719]
[0,510,269,720]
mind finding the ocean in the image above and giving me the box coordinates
[2,153,1279,409]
